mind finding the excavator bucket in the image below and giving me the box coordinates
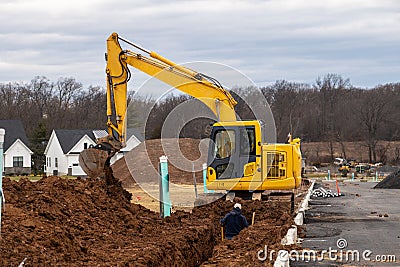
[79,148,109,178]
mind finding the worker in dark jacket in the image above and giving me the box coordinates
[220,203,249,240]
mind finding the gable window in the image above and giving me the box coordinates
[84,143,88,149]
[49,157,51,168]
[55,157,58,168]
[13,156,23,167]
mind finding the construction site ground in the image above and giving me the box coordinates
[293,180,400,267]
[0,172,310,267]
[127,183,198,212]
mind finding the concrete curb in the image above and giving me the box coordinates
[275,180,315,266]
[281,225,298,245]
[294,180,315,226]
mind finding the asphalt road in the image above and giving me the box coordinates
[292,180,400,267]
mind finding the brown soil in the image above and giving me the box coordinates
[1,167,296,267]
[199,199,296,266]
[112,138,208,187]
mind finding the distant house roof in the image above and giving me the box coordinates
[126,128,144,142]
[0,120,30,151]
[93,130,108,139]
[54,129,98,154]
[52,128,143,154]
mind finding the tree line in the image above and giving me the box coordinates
[1,74,399,169]
[145,74,400,164]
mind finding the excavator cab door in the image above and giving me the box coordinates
[208,125,258,180]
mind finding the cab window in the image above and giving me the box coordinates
[240,128,256,156]
[214,130,235,159]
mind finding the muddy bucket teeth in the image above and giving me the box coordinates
[79,148,109,178]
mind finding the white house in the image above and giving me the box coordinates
[44,128,143,176]
[0,120,33,175]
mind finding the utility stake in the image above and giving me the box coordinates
[252,212,256,225]
[221,226,224,241]
[159,156,171,218]
[192,162,198,198]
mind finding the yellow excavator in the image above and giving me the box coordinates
[79,32,302,199]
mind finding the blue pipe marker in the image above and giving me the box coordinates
[351,172,355,181]
[202,163,214,194]
[159,156,171,218]
[327,170,331,181]
[0,128,5,234]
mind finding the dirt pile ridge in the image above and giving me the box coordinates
[1,169,295,266]
[112,138,208,187]
[0,172,213,266]
[374,169,400,189]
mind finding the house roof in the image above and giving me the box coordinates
[54,129,98,154]
[126,128,144,142]
[53,128,143,154]
[0,120,30,151]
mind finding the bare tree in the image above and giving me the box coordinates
[313,74,352,161]
[357,86,392,163]
[29,76,54,119]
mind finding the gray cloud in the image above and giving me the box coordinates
[0,0,399,88]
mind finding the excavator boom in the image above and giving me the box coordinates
[79,32,238,177]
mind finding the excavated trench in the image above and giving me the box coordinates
[0,169,295,266]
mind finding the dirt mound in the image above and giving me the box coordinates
[112,138,208,187]
[374,170,400,189]
[0,173,212,266]
[1,170,294,266]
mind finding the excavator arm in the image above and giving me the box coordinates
[107,32,237,122]
[79,32,238,178]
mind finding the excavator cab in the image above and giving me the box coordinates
[206,121,264,192]
[208,122,260,181]
[207,120,302,193]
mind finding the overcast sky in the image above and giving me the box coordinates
[1,0,399,90]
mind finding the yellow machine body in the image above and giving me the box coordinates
[205,121,302,191]
[81,32,302,192]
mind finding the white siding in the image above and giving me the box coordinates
[44,132,68,176]
[67,135,96,176]
[4,139,32,168]
[68,135,96,154]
